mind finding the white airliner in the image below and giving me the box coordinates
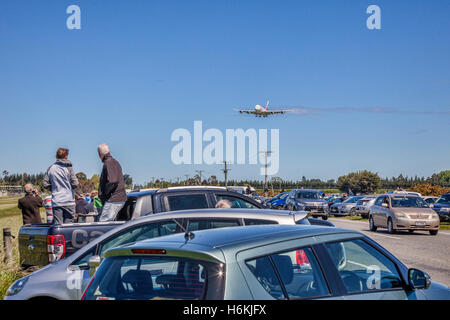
[239,101,288,117]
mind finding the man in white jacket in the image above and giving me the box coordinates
[43,148,79,224]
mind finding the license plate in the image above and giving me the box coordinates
[415,221,426,226]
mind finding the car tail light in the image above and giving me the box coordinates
[131,249,166,255]
[47,234,66,263]
[295,250,310,266]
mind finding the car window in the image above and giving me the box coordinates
[215,195,259,209]
[247,248,330,300]
[98,221,179,258]
[83,256,208,300]
[166,194,208,211]
[72,248,95,268]
[374,197,384,206]
[244,219,278,226]
[436,194,450,204]
[391,196,428,208]
[325,239,403,294]
[295,191,320,199]
[246,256,285,299]
[187,219,240,232]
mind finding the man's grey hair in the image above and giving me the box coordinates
[24,184,34,194]
[98,143,110,156]
[215,199,232,208]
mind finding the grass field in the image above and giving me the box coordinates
[0,197,45,299]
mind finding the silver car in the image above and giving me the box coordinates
[4,209,309,300]
[331,196,365,216]
[82,225,450,300]
[355,196,376,218]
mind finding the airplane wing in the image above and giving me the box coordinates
[239,110,256,114]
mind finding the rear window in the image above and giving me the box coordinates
[244,219,278,226]
[187,219,240,232]
[83,256,223,300]
[166,194,209,211]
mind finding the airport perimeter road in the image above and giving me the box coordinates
[329,218,450,287]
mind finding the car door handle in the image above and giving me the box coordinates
[28,244,35,251]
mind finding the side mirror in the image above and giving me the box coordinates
[430,204,434,208]
[408,268,431,290]
[381,203,389,208]
[88,255,101,277]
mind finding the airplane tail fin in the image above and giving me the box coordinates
[266,100,269,110]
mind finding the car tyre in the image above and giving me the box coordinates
[350,208,356,216]
[408,230,414,233]
[322,215,328,220]
[369,216,377,232]
[429,230,438,236]
[387,218,395,234]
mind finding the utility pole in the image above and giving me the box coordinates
[259,150,272,196]
[222,161,230,187]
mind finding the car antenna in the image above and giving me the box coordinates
[171,219,195,241]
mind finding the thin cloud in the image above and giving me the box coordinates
[280,106,450,116]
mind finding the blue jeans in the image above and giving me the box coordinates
[52,206,75,224]
[99,202,125,222]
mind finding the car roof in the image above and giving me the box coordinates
[105,224,360,263]
[292,189,321,192]
[127,186,244,198]
[132,208,306,223]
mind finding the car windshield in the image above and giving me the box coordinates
[296,191,321,199]
[83,256,223,300]
[390,196,428,208]
[436,194,450,204]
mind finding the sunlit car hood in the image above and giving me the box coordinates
[391,207,436,215]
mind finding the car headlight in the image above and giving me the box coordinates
[440,208,450,213]
[296,202,306,207]
[395,212,407,218]
[6,276,30,296]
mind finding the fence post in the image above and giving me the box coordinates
[3,228,13,264]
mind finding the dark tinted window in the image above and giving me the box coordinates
[166,194,208,211]
[187,219,240,232]
[244,219,278,226]
[83,256,212,300]
[374,197,384,206]
[247,248,329,300]
[436,194,450,204]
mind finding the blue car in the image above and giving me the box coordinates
[266,192,288,209]
[431,193,450,222]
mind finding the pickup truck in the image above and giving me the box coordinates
[19,186,266,267]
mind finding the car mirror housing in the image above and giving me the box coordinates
[408,268,431,290]
[88,255,101,277]
[381,203,389,208]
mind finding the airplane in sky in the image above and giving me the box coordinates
[238,101,289,117]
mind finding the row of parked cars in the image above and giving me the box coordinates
[5,186,450,300]
[264,189,450,236]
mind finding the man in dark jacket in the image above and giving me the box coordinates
[18,184,43,225]
[43,148,79,224]
[97,143,127,221]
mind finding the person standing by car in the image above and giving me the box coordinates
[97,144,127,221]
[43,148,79,224]
[18,184,44,225]
[75,189,90,215]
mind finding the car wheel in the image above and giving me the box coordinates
[350,208,356,216]
[312,215,318,218]
[322,215,328,220]
[387,218,395,234]
[429,230,438,236]
[369,216,377,231]
[408,230,414,233]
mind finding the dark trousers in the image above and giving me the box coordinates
[52,206,75,224]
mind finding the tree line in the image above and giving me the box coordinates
[2,169,450,195]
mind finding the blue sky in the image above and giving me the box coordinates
[1,0,449,185]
